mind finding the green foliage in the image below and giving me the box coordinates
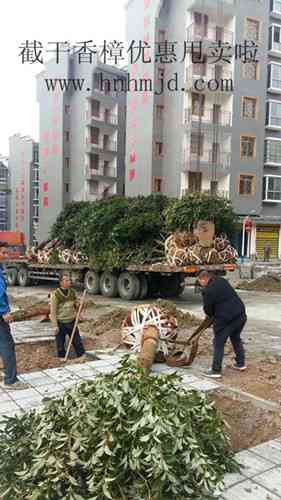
[164,193,236,236]
[50,193,236,268]
[0,358,239,500]
[50,201,92,249]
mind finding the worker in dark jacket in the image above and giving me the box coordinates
[197,271,247,379]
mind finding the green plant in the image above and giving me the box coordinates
[0,358,239,500]
[164,193,236,236]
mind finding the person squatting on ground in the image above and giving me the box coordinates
[50,274,86,359]
[0,243,28,390]
[197,270,247,379]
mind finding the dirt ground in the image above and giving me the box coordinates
[0,338,95,373]
[237,275,281,293]
[211,391,281,452]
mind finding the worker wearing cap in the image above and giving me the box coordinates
[50,274,86,359]
[197,270,247,379]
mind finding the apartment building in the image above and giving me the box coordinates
[0,156,10,231]
[36,53,126,243]
[125,0,281,259]
[9,135,39,245]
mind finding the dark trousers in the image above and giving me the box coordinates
[212,315,246,373]
[56,320,85,358]
[0,319,18,385]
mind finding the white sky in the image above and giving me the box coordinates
[0,0,126,156]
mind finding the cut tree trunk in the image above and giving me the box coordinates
[137,326,160,375]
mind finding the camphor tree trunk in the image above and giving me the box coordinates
[137,326,160,375]
[10,302,50,322]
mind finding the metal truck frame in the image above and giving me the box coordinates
[5,260,236,300]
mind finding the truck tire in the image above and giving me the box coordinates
[117,272,141,300]
[159,275,184,298]
[7,268,18,286]
[17,267,31,287]
[100,272,118,298]
[84,270,100,295]
[138,274,148,300]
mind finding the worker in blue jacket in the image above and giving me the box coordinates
[0,243,28,389]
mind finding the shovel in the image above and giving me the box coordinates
[165,316,214,367]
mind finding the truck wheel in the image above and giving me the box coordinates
[138,275,148,300]
[84,270,100,295]
[117,272,140,300]
[100,272,118,298]
[7,269,18,286]
[159,275,184,298]
[17,267,31,287]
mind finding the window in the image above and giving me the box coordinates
[153,177,162,193]
[266,101,281,128]
[158,30,165,43]
[239,175,255,195]
[191,92,205,115]
[241,136,256,159]
[243,62,259,80]
[92,100,100,117]
[157,67,165,80]
[269,24,281,52]
[268,63,281,91]
[242,97,258,119]
[65,157,70,168]
[65,131,70,142]
[245,18,260,41]
[34,150,39,162]
[272,0,281,14]
[265,139,281,165]
[65,183,69,193]
[191,133,204,156]
[155,142,163,157]
[156,105,164,120]
[263,175,281,201]
[65,105,70,114]
[188,172,202,192]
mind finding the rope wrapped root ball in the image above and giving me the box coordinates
[165,232,237,266]
[121,304,178,357]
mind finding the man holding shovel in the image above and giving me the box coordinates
[197,270,247,379]
[50,274,86,360]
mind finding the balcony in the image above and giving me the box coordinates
[86,138,118,154]
[185,65,233,93]
[271,0,281,19]
[186,23,233,46]
[104,140,117,153]
[88,111,118,126]
[86,164,117,179]
[186,0,235,17]
[182,149,231,171]
[181,188,230,198]
[184,107,232,129]
[90,87,118,103]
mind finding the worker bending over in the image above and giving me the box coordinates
[197,270,247,379]
[50,274,86,360]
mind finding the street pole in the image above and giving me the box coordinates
[242,221,245,258]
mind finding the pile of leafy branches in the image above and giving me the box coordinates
[50,193,236,268]
[0,358,239,500]
[164,192,236,237]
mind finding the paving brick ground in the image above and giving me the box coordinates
[0,353,280,499]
